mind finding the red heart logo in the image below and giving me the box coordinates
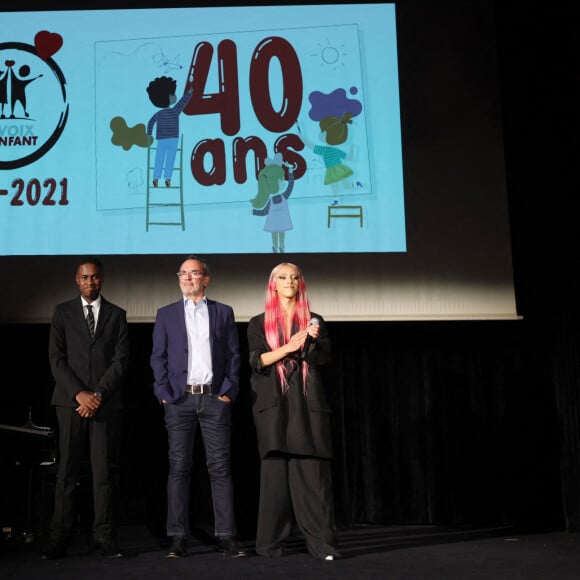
[5,60,15,67]
[34,30,63,60]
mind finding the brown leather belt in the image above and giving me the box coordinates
[185,383,212,394]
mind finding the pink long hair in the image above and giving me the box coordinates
[263,262,311,394]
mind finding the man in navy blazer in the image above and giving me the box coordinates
[151,255,246,559]
[43,257,129,559]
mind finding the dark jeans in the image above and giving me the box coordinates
[164,393,236,537]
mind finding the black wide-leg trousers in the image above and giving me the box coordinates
[255,453,339,559]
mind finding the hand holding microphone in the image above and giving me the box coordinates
[300,318,320,360]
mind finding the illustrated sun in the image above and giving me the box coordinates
[313,39,347,72]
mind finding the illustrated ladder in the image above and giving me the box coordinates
[145,134,185,231]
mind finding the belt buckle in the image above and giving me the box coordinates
[188,383,210,394]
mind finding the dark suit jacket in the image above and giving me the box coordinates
[150,298,240,404]
[247,312,333,459]
[48,296,130,409]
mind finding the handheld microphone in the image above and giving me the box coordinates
[300,318,320,360]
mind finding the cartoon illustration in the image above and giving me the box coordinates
[152,46,183,74]
[110,116,151,151]
[250,153,295,253]
[0,60,43,119]
[298,87,363,204]
[298,113,354,205]
[146,76,192,188]
[126,167,145,193]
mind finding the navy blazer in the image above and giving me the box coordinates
[150,298,240,404]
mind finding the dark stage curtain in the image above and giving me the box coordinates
[325,321,563,531]
[551,313,580,532]
[0,319,572,541]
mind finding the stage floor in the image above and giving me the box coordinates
[2,524,580,579]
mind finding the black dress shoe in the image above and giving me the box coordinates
[94,538,124,558]
[166,536,187,558]
[217,536,247,558]
[41,540,68,560]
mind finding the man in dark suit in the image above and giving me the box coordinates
[42,257,129,559]
[150,255,246,559]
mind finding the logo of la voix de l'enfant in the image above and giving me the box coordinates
[0,31,68,170]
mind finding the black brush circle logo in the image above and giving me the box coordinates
[0,38,68,170]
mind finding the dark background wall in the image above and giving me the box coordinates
[1,1,579,540]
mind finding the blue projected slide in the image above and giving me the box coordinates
[0,3,405,255]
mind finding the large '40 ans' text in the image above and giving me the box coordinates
[185,37,307,186]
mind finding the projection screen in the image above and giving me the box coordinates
[0,1,518,323]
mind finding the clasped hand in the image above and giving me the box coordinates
[75,390,102,419]
[288,325,319,352]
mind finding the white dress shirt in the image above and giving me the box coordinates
[81,295,101,331]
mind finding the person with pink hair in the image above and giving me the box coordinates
[247,262,340,561]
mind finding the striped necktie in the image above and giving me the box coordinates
[86,304,95,336]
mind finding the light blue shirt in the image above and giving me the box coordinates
[184,296,212,385]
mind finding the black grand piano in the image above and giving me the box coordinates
[0,408,56,543]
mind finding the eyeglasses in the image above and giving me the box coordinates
[177,270,206,278]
